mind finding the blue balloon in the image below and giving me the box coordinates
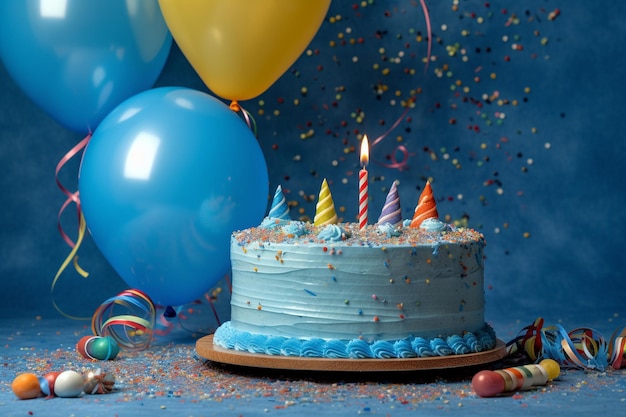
[0,0,172,134]
[78,87,269,306]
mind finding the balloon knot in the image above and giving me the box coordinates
[229,101,241,113]
[164,305,177,318]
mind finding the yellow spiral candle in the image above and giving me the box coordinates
[314,178,338,226]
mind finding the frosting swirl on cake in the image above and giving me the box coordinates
[317,224,347,242]
[419,218,451,232]
[214,322,496,359]
[377,223,402,237]
[281,220,308,237]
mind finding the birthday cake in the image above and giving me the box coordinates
[213,180,496,359]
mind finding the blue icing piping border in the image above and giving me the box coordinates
[213,322,496,359]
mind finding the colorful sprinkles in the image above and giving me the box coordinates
[4,318,626,413]
[233,222,484,248]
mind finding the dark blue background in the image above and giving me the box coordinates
[1,0,624,336]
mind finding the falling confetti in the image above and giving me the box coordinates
[249,1,560,246]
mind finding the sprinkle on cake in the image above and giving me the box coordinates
[235,180,484,248]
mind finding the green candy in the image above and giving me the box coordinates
[89,336,120,360]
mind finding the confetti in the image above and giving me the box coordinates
[247,0,563,260]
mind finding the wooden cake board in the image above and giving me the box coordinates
[196,335,507,372]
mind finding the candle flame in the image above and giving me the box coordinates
[360,135,369,167]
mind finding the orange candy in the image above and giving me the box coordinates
[11,373,41,400]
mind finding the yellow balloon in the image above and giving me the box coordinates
[158,0,331,101]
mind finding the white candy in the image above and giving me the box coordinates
[54,370,84,398]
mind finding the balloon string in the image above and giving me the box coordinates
[51,210,91,320]
[224,273,232,294]
[204,292,222,327]
[370,98,416,171]
[152,275,233,336]
[367,2,430,170]
[52,134,91,320]
[419,0,432,73]
[55,134,90,248]
[229,100,258,137]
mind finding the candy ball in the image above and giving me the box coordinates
[539,359,560,380]
[77,335,120,360]
[90,336,120,360]
[471,370,504,398]
[76,335,96,359]
[39,371,61,396]
[12,373,42,400]
[54,370,84,398]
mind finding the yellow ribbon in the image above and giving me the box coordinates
[51,210,90,320]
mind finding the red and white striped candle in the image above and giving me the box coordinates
[359,135,369,230]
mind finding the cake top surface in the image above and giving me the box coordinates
[232,219,485,248]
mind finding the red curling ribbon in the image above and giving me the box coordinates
[516,317,545,359]
[370,103,416,171]
[369,0,430,168]
[224,273,232,294]
[51,134,92,319]
[55,134,91,249]
[153,313,176,337]
[203,292,222,327]
[419,0,432,73]
[507,317,626,371]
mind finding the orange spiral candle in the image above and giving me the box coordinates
[410,181,439,228]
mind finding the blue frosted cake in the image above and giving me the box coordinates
[213,182,496,359]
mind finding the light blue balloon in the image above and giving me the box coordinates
[0,0,172,134]
[78,87,269,307]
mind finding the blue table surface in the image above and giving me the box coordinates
[1,314,625,417]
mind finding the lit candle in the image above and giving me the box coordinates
[359,135,369,230]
